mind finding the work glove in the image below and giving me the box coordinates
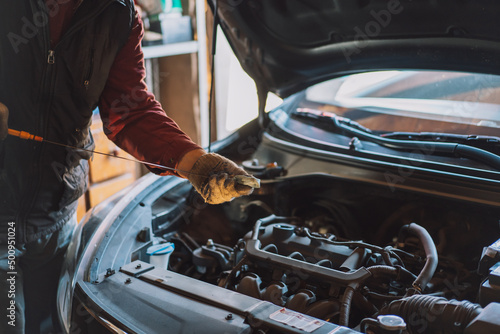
[0,102,8,140]
[187,153,253,204]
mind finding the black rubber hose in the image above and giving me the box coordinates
[454,144,500,170]
[367,265,417,284]
[353,291,378,316]
[399,223,438,293]
[379,294,482,334]
[366,265,398,277]
[338,265,414,327]
[339,285,356,327]
[339,266,402,327]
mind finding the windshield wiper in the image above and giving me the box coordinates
[293,108,500,170]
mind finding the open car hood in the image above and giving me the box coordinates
[210,0,500,98]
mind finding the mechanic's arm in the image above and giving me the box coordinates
[98,11,251,204]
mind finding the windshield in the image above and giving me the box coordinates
[304,71,500,136]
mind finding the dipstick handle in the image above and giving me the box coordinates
[234,175,261,188]
[8,129,43,142]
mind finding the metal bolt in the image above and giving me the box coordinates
[225,313,233,320]
[105,268,115,277]
[206,239,215,247]
[125,278,132,284]
[136,263,142,269]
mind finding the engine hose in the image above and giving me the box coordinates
[338,266,414,326]
[379,294,482,334]
[366,265,417,284]
[339,285,356,327]
[353,291,378,316]
[399,223,438,293]
[366,265,398,278]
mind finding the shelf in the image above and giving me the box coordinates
[143,40,199,59]
[141,0,209,147]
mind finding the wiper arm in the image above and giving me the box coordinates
[293,108,500,170]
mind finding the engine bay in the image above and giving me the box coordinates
[147,173,500,333]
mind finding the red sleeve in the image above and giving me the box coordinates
[98,11,202,176]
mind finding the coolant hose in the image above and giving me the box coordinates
[399,223,438,293]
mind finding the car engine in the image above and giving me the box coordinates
[153,173,500,333]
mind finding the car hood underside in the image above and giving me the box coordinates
[210,0,500,98]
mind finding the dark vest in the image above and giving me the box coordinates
[0,0,134,243]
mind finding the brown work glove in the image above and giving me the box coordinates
[0,102,8,141]
[187,153,253,204]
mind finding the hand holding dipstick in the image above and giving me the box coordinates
[0,105,260,204]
